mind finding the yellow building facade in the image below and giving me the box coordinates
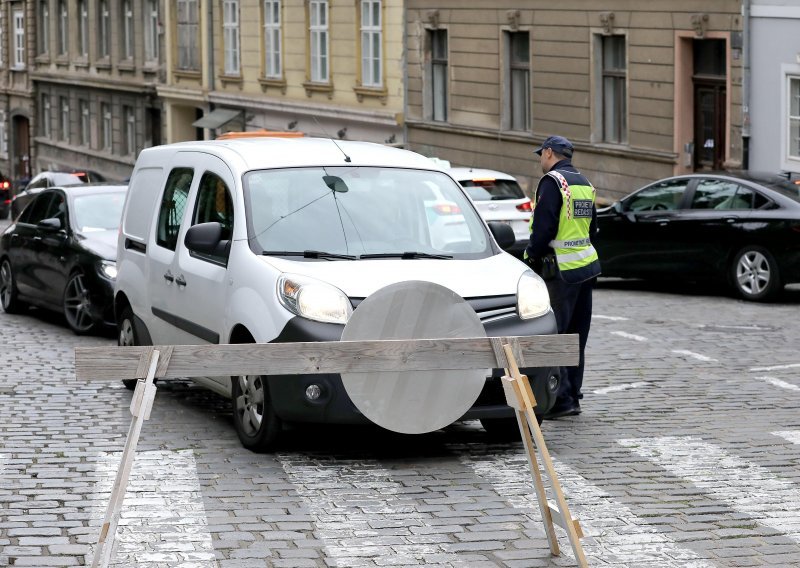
[159,0,405,145]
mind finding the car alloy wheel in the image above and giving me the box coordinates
[732,246,780,302]
[232,373,281,452]
[63,272,96,334]
[0,259,25,314]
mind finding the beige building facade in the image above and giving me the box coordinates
[405,1,745,200]
[160,0,405,146]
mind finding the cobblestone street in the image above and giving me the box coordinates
[2,212,800,566]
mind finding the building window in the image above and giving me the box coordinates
[177,0,200,70]
[428,29,448,122]
[58,0,68,56]
[263,0,281,78]
[600,35,627,144]
[101,103,112,151]
[789,76,800,160]
[145,0,159,63]
[60,97,70,142]
[122,0,134,60]
[506,31,530,131]
[309,0,329,82]
[39,0,50,55]
[223,0,240,75]
[99,0,111,58]
[77,0,89,57]
[42,95,52,138]
[80,100,90,146]
[360,0,381,88]
[124,106,136,155]
[13,9,25,69]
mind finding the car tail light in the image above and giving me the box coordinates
[1,181,9,189]
[3,199,9,205]
[516,201,532,212]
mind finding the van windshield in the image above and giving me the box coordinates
[243,167,492,259]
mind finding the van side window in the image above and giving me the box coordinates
[192,172,234,262]
[156,168,193,251]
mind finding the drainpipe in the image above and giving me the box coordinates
[401,13,409,148]
[742,0,751,169]
[207,0,215,139]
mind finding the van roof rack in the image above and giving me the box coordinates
[216,130,305,141]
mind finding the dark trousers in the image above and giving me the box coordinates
[545,277,594,404]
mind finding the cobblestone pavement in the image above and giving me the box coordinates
[2,214,800,567]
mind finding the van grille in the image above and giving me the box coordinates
[349,294,517,323]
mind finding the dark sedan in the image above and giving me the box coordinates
[0,184,127,333]
[10,171,96,219]
[595,172,800,301]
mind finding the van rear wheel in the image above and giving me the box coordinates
[232,374,282,452]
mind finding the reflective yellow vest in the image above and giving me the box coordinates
[530,169,601,283]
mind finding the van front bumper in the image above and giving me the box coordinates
[266,309,560,427]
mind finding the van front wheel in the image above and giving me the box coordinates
[232,374,282,452]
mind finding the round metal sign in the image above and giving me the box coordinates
[341,281,487,434]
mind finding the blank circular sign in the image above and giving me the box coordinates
[341,281,487,434]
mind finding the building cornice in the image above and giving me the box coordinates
[406,120,678,164]
[208,91,402,127]
[35,137,137,167]
[30,71,159,94]
[156,85,209,104]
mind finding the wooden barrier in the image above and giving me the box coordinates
[75,334,586,567]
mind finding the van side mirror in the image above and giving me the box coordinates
[487,221,516,250]
[38,217,62,231]
[184,222,224,256]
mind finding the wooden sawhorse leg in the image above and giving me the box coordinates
[493,340,587,567]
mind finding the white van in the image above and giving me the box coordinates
[115,137,560,452]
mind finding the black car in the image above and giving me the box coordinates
[595,171,800,301]
[0,184,127,333]
[9,170,102,219]
[0,171,13,219]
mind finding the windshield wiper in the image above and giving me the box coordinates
[359,251,453,260]
[490,195,517,201]
[262,250,358,260]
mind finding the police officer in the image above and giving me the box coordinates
[525,136,601,419]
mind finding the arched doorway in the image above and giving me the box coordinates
[12,115,31,179]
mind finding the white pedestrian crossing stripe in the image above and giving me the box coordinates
[620,436,800,543]
[755,376,800,392]
[773,431,800,445]
[671,350,718,362]
[462,452,713,567]
[751,362,800,372]
[92,449,215,566]
[278,455,462,566]
[593,381,650,395]
[610,331,648,342]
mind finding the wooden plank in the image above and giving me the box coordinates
[75,335,579,381]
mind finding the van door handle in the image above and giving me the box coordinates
[175,274,187,287]
[163,271,174,283]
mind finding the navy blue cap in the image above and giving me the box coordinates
[534,135,574,158]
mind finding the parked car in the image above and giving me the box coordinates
[595,171,800,301]
[449,168,532,257]
[115,137,560,452]
[10,171,98,219]
[0,171,12,219]
[0,184,127,333]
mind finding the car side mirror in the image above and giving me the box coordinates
[38,217,62,231]
[612,201,624,215]
[184,222,225,256]
[487,221,516,250]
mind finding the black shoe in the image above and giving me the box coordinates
[544,401,581,420]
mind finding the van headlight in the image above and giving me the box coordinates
[517,271,550,320]
[277,274,353,324]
